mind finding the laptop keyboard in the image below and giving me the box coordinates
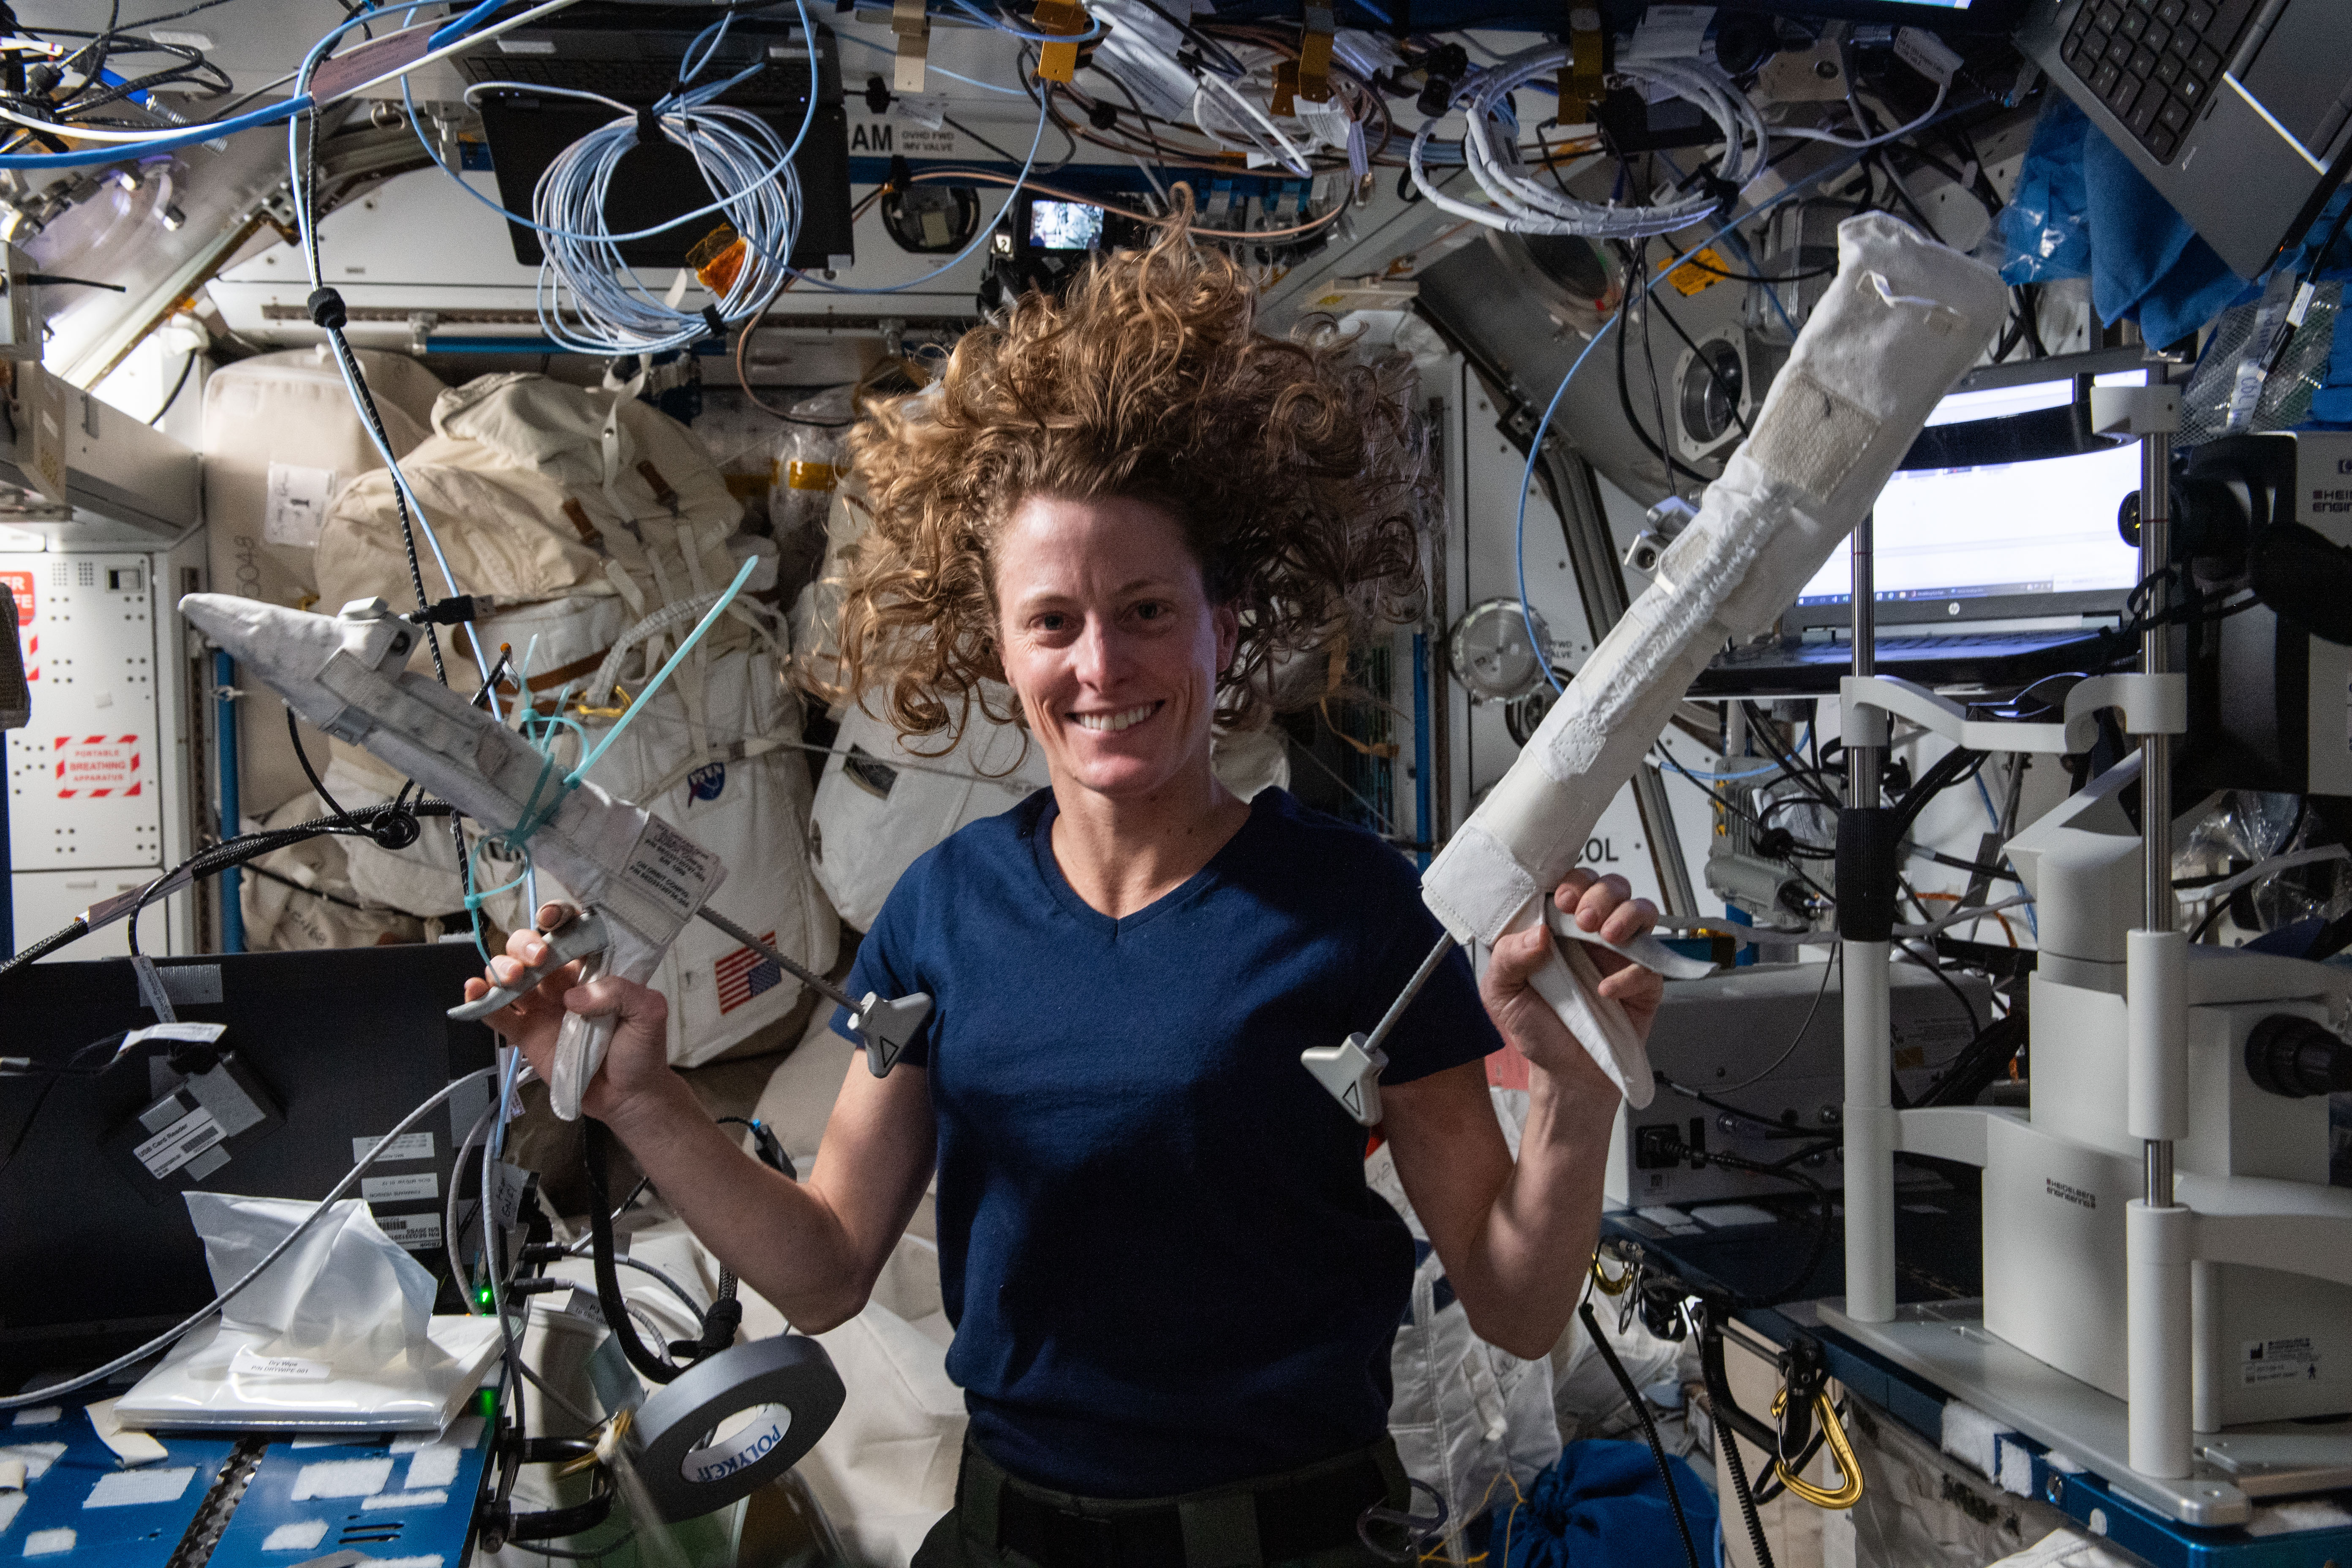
[2059,0,2260,163]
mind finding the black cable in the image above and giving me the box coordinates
[238,859,376,914]
[1636,260,1696,485]
[584,1119,683,1385]
[1610,251,1705,487]
[1646,278,1750,437]
[1579,1303,1702,1568]
[147,351,195,426]
[288,705,361,826]
[1718,1419,1778,1568]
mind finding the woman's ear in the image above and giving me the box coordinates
[1214,602,1241,675]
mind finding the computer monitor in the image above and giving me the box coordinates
[1787,375,2147,631]
[0,945,498,1388]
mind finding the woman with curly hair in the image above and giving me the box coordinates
[467,203,1662,1559]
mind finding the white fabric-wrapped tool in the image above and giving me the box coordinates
[177,593,727,1119]
[1419,215,2004,1108]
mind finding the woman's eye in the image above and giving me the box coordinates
[1133,602,1168,622]
[1035,612,1069,633]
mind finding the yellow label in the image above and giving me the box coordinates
[787,461,840,491]
[1665,248,1729,296]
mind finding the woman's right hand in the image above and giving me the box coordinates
[462,902,678,1124]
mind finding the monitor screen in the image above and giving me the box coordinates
[1029,199,1105,251]
[1794,378,2145,607]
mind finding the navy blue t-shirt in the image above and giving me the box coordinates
[828,786,1501,1497]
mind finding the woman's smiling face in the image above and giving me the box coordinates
[993,493,1238,803]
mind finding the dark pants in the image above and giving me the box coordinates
[912,1438,1413,1568]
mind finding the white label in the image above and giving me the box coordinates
[363,1489,447,1511]
[230,1346,331,1381]
[490,1161,529,1230]
[362,1173,439,1204]
[24,364,67,507]
[561,1288,605,1325]
[83,1467,195,1508]
[617,817,723,931]
[124,1022,226,1049]
[263,464,339,547]
[1893,26,1962,84]
[132,1107,223,1179]
[373,1213,443,1251]
[2243,1336,2321,1385]
[354,1132,433,1164]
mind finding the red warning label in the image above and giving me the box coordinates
[0,569,29,625]
[54,733,144,798]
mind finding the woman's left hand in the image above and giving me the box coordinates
[1479,870,1665,1085]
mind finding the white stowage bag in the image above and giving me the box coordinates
[1419,214,2006,1108]
[201,349,446,821]
[115,1194,501,1432]
[809,693,1048,932]
[1369,1100,1561,1549]
[809,695,1289,933]
[539,645,839,1067]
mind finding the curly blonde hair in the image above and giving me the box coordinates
[831,196,1434,743]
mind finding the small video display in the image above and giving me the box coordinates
[1028,199,1105,251]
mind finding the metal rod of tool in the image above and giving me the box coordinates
[2139,416,2174,1209]
[1843,512,1897,1323]
[695,906,856,1011]
[1364,932,1458,1061]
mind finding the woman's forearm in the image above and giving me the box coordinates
[1421,1061,1620,1359]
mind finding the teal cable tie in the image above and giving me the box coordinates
[566,555,760,788]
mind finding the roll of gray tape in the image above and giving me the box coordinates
[628,1336,846,1522]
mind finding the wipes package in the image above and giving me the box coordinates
[114,1195,501,1432]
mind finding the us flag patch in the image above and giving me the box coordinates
[716,931,784,1015]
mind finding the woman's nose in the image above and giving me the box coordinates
[1072,617,1127,686]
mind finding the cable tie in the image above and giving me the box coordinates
[306,286,347,330]
[700,304,727,347]
[636,106,666,146]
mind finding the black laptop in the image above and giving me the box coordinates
[2019,0,2352,280]
[1692,360,2151,697]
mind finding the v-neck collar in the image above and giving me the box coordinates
[1027,788,1272,938]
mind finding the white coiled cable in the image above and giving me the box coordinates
[1410,46,1769,238]
[522,26,803,355]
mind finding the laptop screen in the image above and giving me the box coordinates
[1792,378,2145,610]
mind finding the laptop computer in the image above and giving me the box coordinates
[2017,0,2352,281]
[1692,365,2149,697]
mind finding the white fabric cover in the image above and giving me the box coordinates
[809,693,1048,932]
[810,697,1291,933]
[237,789,429,951]
[200,348,445,819]
[1419,215,2005,1108]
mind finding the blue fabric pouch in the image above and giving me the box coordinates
[1492,1439,1720,1568]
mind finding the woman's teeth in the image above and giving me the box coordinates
[1073,703,1157,733]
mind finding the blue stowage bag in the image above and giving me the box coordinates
[1492,1439,1720,1568]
